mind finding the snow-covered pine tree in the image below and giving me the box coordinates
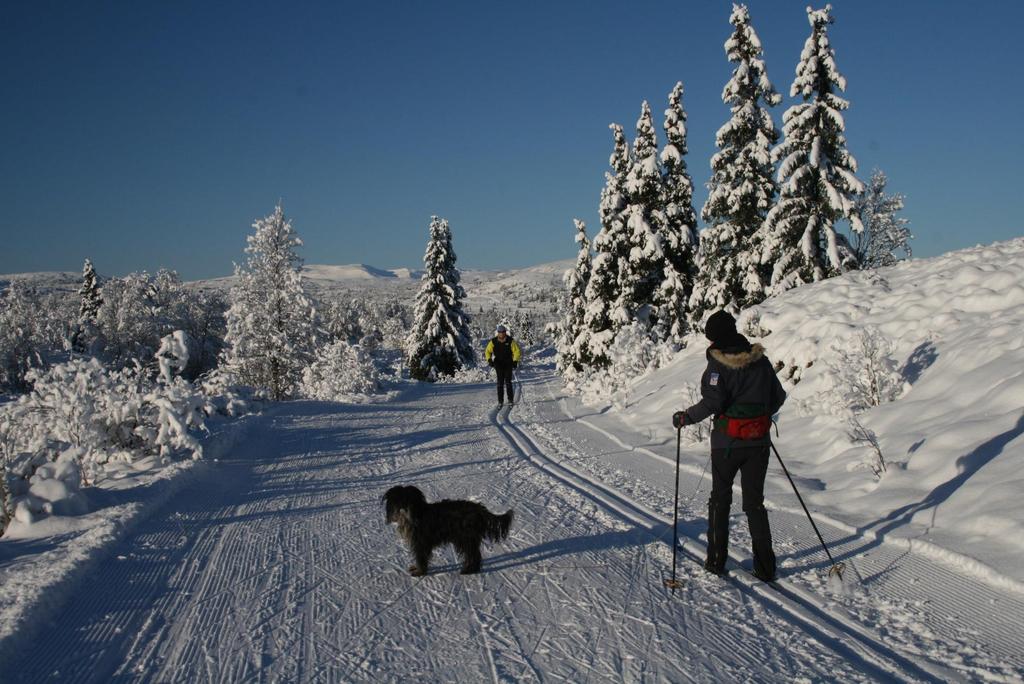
[599,123,631,239]
[616,101,665,329]
[79,259,103,322]
[693,4,782,320]
[657,82,700,343]
[556,219,591,376]
[405,216,475,380]
[762,4,864,294]
[854,169,912,268]
[221,204,317,400]
[584,124,632,368]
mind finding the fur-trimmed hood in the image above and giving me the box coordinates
[709,343,766,370]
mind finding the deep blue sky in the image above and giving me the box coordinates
[2,1,1022,280]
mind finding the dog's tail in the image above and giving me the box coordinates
[485,509,514,543]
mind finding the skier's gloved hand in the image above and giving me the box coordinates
[513,361,518,369]
[672,411,688,429]
[488,359,494,367]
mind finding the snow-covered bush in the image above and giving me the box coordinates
[11,446,88,525]
[198,368,255,417]
[847,415,887,479]
[576,322,675,408]
[0,332,218,530]
[853,169,912,268]
[88,269,225,378]
[149,331,207,458]
[0,284,77,393]
[825,328,904,413]
[302,340,380,401]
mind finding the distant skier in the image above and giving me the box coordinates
[672,310,787,581]
[485,324,521,407]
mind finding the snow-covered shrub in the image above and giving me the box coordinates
[89,269,225,377]
[576,322,674,408]
[0,334,218,530]
[847,415,887,479]
[148,331,208,458]
[680,383,710,443]
[437,364,492,385]
[198,368,254,417]
[302,340,380,401]
[825,328,904,413]
[13,446,88,524]
[0,284,77,392]
[853,169,912,268]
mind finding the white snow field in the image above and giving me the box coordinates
[2,357,1022,681]
[2,238,1024,681]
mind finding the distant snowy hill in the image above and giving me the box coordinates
[184,259,569,300]
[302,264,424,281]
[0,271,81,294]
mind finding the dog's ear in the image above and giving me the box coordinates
[407,486,426,505]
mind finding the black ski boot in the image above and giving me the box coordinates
[705,501,729,576]
[746,503,777,582]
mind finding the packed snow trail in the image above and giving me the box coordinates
[6,363,1021,681]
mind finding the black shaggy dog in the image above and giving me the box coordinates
[382,485,513,576]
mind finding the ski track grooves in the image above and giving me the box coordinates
[6,374,1020,681]
[528,368,1024,681]
[496,405,958,683]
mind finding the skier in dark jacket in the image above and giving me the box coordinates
[485,324,522,407]
[672,310,787,581]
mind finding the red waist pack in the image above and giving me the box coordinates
[719,415,772,440]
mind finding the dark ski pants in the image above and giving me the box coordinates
[495,365,514,404]
[706,445,776,579]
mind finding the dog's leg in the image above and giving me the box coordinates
[459,542,482,575]
[410,542,432,577]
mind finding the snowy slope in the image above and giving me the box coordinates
[606,237,1024,587]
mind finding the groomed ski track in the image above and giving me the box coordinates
[6,356,1023,682]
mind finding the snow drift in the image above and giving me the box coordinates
[609,237,1024,583]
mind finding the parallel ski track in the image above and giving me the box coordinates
[523,367,1024,682]
[494,406,959,683]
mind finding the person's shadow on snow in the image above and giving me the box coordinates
[478,521,690,574]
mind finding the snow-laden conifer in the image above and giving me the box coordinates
[693,4,781,318]
[79,259,103,323]
[762,5,864,294]
[221,204,317,400]
[854,169,913,268]
[616,101,665,328]
[405,217,475,381]
[585,125,632,368]
[657,83,700,342]
[598,123,631,243]
[556,219,591,376]
[580,251,617,369]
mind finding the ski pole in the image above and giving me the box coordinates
[664,426,683,590]
[770,443,845,578]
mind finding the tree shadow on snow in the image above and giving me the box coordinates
[781,414,1024,583]
[900,340,938,384]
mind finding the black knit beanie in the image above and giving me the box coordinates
[704,310,738,346]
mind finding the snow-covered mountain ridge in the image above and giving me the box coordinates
[612,237,1024,584]
[0,259,572,293]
